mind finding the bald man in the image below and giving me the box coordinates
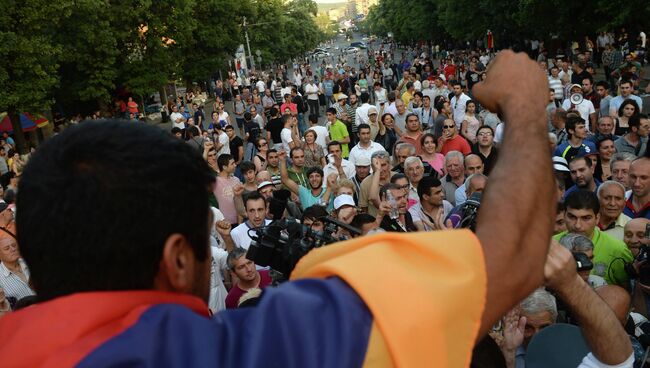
[455,154,485,206]
[624,218,650,258]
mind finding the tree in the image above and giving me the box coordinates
[0,0,71,152]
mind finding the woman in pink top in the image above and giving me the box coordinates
[419,133,445,177]
[461,100,481,144]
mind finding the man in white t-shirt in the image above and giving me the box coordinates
[280,115,299,153]
[450,81,471,129]
[348,123,385,167]
[170,105,186,130]
[562,84,596,132]
[230,193,272,251]
[304,78,320,118]
[354,92,373,127]
[214,124,230,156]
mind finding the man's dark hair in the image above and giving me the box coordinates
[390,173,407,183]
[566,114,586,136]
[244,112,252,121]
[414,91,423,99]
[450,80,462,87]
[266,148,278,159]
[477,125,494,136]
[380,182,403,201]
[217,153,233,171]
[569,155,592,168]
[302,205,328,223]
[387,91,396,102]
[270,107,279,116]
[417,175,442,201]
[359,92,370,103]
[556,201,566,214]
[327,140,342,153]
[239,160,255,174]
[629,113,648,130]
[357,123,371,133]
[619,79,633,88]
[17,120,214,301]
[595,80,609,90]
[350,213,376,230]
[306,167,324,178]
[290,146,304,159]
[406,82,414,90]
[171,127,182,135]
[244,191,266,210]
[326,107,337,115]
[564,189,600,214]
[308,114,318,124]
[581,75,594,85]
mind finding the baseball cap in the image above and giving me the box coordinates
[337,94,348,101]
[333,194,355,210]
[355,156,371,166]
[436,74,446,82]
[552,156,570,172]
[257,181,274,190]
[569,84,582,91]
[526,324,589,368]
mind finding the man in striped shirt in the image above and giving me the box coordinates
[548,66,564,104]
[0,234,34,302]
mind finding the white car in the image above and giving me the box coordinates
[313,51,331,58]
[343,47,359,54]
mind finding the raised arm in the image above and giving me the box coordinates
[278,150,300,195]
[545,242,633,365]
[471,51,555,337]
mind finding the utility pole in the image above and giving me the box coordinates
[243,17,255,70]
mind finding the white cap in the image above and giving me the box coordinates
[333,194,355,210]
[552,156,569,172]
[437,74,446,82]
[257,181,274,190]
[337,93,348,101]
[355,156,371,166]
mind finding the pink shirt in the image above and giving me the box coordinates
[214,176,242,224]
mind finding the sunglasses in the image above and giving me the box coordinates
[443,125,455,129]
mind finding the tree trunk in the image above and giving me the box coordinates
[7,108,28,154]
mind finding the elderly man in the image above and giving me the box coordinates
[442,151,465,206]
[0,232,35,302]
[446,173,488,228]
[404,156,425,206]
[455,154,485,206]
[610,152,636,190]
[625,157,650,220]
[597,181,632,240]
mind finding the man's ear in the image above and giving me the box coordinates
[154,234,195,293]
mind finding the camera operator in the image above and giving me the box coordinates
[230,192,272,251]
[0,51,559,366]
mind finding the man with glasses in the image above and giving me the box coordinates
[472,125,498,175]
[450,80,471,128]
[439,119,471,156]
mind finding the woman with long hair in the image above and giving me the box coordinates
[614,99,639,136]
[460,100,481,144]
[253,137,269,172]
[593,137,616,181]
[419,133,445,177]
[375,113,398,154]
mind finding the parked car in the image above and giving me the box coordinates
[343,46,360,54]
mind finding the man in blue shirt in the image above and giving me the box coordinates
[609,80,643,117]
[564,156,601,200]
[554,114,596,162]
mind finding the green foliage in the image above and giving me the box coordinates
[366,0,650,47]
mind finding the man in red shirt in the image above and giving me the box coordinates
[439,118,471,155]
[280,94,298,116]
[225,247,271,308]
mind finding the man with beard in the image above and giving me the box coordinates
[279,150,334,210]
[224,247,272,309]
[564,156,601,200]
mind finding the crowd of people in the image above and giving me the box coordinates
[0,32,649,366]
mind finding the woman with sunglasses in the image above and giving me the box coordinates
[253,137,269,172]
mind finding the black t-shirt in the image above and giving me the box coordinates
[571,70,591,85]
[229,136,244,162]
[266,117,284,144]
[244,121,261,143]
[465,71,480,90]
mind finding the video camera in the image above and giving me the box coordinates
[625,245,650,285]
[458,192,482,231]
[246,217,361,283]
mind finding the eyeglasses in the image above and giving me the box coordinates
[443,125,455,129]
[477,132,493,137]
